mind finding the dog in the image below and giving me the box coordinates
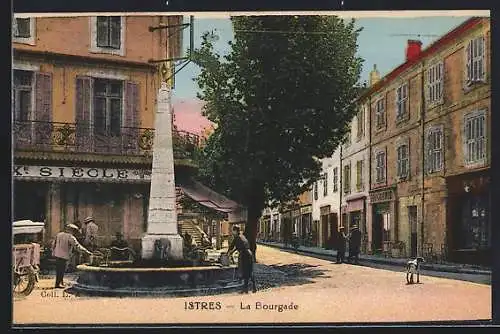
[406,257,425,284]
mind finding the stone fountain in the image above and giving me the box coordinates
[71,82,243,297]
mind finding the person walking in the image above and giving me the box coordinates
[227,225,257,294]
[348,225,362,264]
[335,227,348,264]
[82,216,99,251]
[52,224,92,288]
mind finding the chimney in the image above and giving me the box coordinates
[406,39,422,61]
[369,64,380,87]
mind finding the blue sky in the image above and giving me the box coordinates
[172,15,474,101]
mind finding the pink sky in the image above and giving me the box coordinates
[173,99,214,136]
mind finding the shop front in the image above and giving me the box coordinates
[369,187,396,254]
[14,164,152,250]
[345,194,367,253]
[446,170,491,266]
[300,205,313,245]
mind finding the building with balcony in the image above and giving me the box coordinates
[12,15,199,249]
[359,17,490,264]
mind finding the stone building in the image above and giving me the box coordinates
[312,146,342,248]
[12,15,198,249]
[358,17,490,263]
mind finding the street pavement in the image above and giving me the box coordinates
[12,245,491,325]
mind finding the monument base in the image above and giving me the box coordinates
[141,234,184,260]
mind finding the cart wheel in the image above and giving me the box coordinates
[13,268,36,297]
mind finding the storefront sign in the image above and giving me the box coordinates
[347,198,364,212]
[369,188,395,204]
[14,165,151,182]
[301,205,312,215]
[320,205,331,216]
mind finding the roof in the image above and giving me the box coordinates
[359,16,487,101]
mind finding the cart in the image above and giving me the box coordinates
[12,220,44,297]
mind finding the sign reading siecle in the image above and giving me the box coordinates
[14,165,152,182]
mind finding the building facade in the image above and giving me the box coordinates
[12,15,198,250]
[361,17,490,263]
[312,147,342,248]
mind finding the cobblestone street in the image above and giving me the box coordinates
[13,245,491,324]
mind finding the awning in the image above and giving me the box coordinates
[179,180,246,215]
[13,220,45,235]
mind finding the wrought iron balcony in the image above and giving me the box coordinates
[13,120,200,161]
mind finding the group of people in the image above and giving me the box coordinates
[335,225,362,264]
[51,216,98,288]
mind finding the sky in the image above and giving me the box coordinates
[172,15,477,135]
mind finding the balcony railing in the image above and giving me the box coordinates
[13,120,200,160]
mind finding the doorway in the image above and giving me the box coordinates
[14,181,48,222]
[321,214,329,248]
[408,206,418,258]
[329,212,338,249]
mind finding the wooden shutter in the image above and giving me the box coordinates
[438,62,444,101]
[465,40,472,86]
[96,17,108,47]
[34,72,52,147]
[75,76,92,150]
[110,17,121,49]
[480,36,486,82]
[124,81,140,152]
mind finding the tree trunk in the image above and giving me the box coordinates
[244,208,260,263]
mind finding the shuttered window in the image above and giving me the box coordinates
[396,83,408,121]
[96,16,122,49]
[466,36,486,85]
[397,143,409,179]
[333,167,338,192]
[375,151,386,183]
[428,62,444,104]
[376,98,385,129]
[323,172,328,197]
[343,164,351,194]
[313,182,318,201]
[356,160,364,191]
[464,111,486,165]
[426,126,443,173]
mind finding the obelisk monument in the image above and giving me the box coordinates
[141,81,183,260]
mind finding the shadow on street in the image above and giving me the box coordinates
[254,262,329,290]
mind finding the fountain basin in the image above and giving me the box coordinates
[70,263,244,297]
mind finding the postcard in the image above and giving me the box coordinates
[11,9,492,326]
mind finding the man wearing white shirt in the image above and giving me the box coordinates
[52,224,92,288]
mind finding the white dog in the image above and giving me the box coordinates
[406,257,425,284]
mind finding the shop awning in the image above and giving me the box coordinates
[179,180,247,220]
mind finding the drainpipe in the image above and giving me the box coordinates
[420,62,426,257]
[339,145,343,229]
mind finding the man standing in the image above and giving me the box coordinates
[335,226,348,264]
[227,225,257,294]
[52,224,92,288]
[348,225,362,264]
[83,216,99,251]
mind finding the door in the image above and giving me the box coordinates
[408,206,418,258]
[329,213,338,249]
[372,212,383,251]
[91,184,124,246]
[321,214,329,248]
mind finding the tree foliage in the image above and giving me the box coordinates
[191,15,364,252]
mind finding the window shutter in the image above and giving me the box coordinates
[439,62,444,101]
[110,17,121,49]
[480,36,486,82]
[407,138,411,178]
[124,81,140,151]
[97,17,108,47]
[75,76,92,149]
[34,72,53,146]
[12,18,19,36]
[466,40,472,85]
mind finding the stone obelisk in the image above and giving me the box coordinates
[141,81,183,260]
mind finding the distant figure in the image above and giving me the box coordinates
[52,224,92,289]
[227,225,257,294]
[336,227,348,264]
[201,232,211,248]
[68,220,84,271]
[348,225,362,264]
[82,216,99,251]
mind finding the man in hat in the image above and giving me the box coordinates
[335,226,348,264]
[227,225,257,293]
[82,216,99,251]
[348,225,362,264]
[52,224,93,288]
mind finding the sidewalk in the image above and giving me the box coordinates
[257,241,491,276]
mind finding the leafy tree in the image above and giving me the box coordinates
[191,15,364,258]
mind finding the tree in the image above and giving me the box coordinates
[191,15,364,259]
